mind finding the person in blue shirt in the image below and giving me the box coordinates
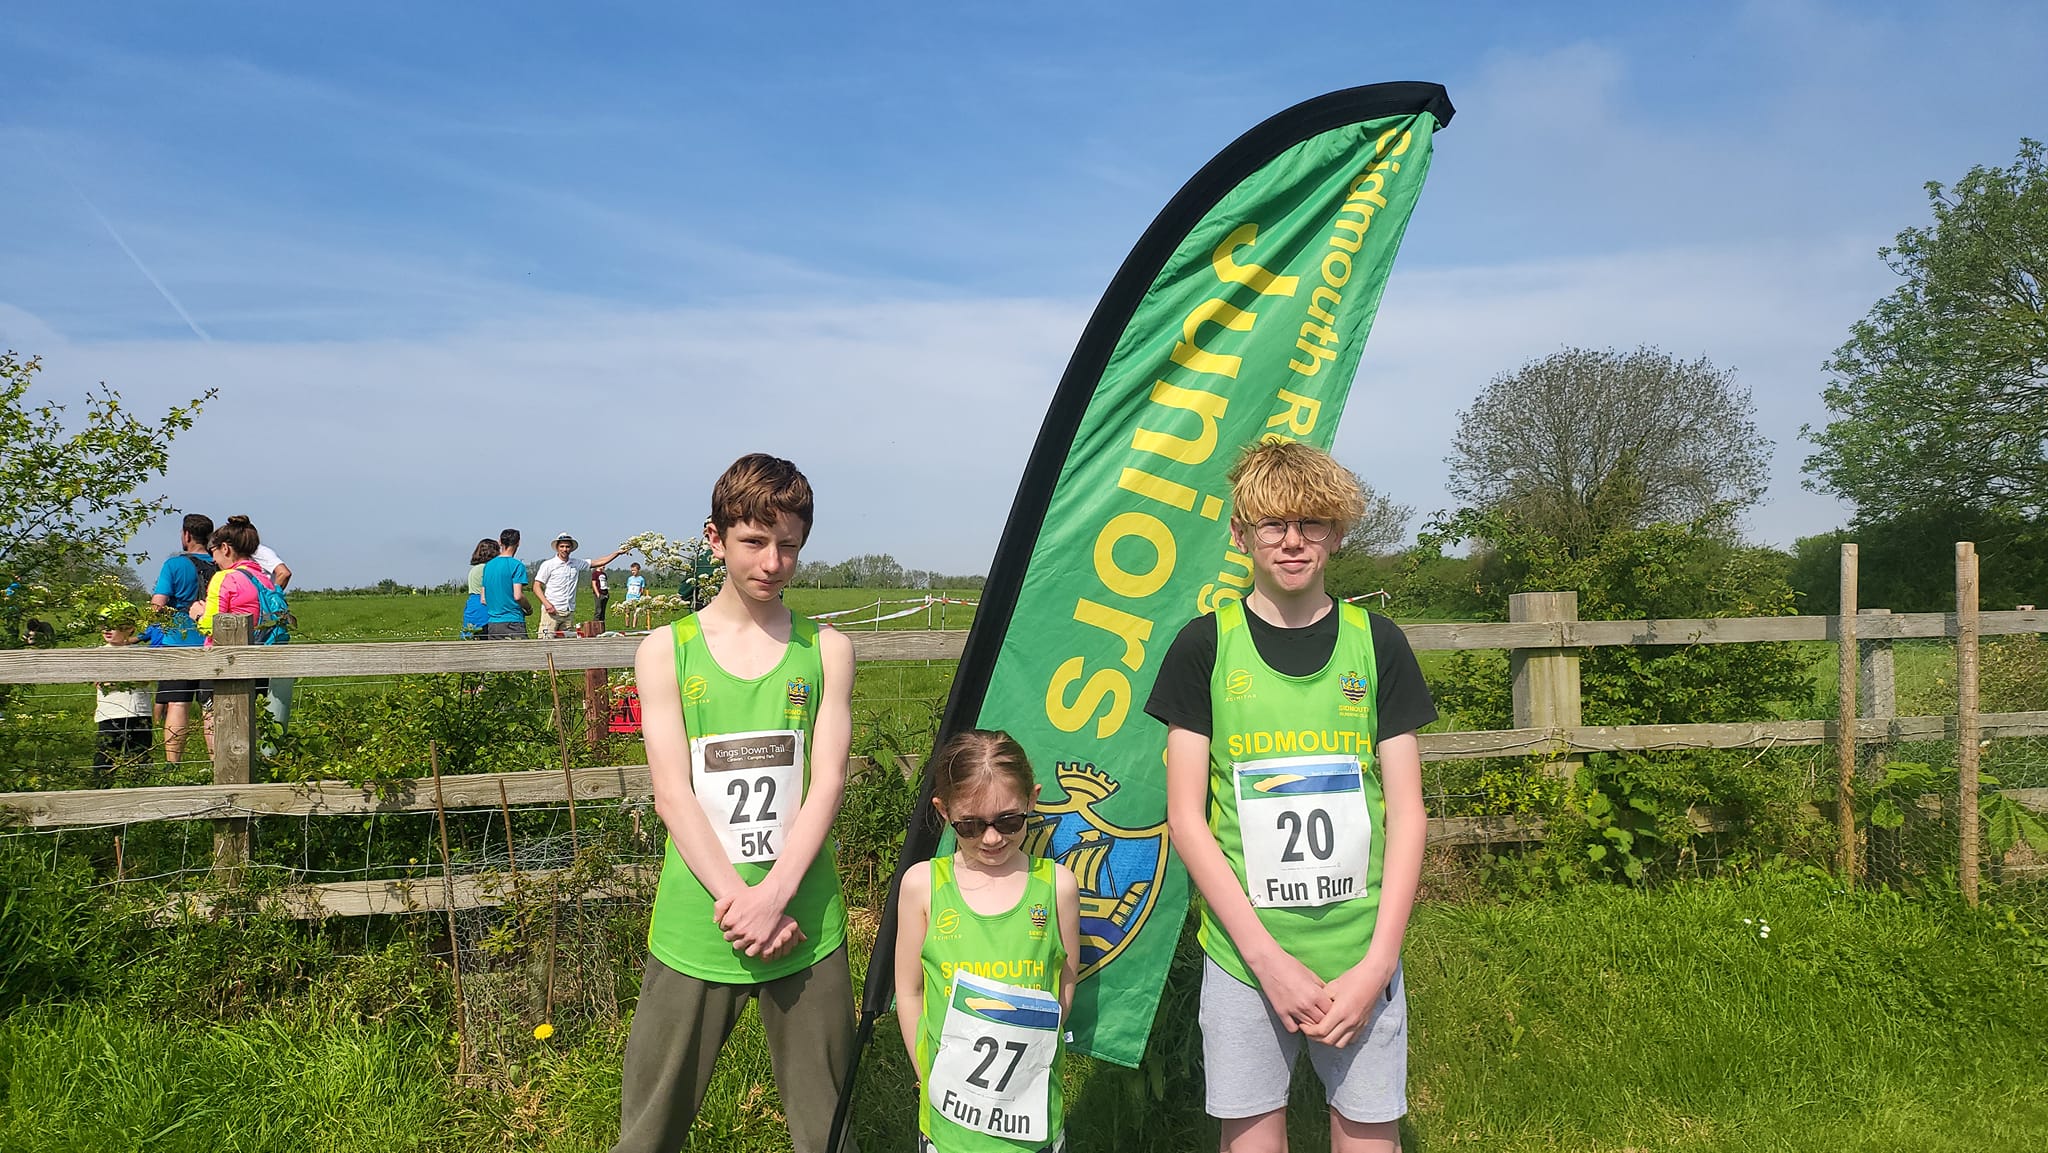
[479,528,534,640]
[149,512,216,763]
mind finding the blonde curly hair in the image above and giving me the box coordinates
[1225,439,1365,531]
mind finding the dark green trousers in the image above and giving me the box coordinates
[613,945,859,1153]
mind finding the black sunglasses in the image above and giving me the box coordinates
[950,811,1030,839]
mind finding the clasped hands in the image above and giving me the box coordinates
[1251,950,1392,1050]
[713,880,805,960]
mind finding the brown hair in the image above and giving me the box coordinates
[209,514,260,560]
[1226,440,1365,531]
[930,729,1036,808]
[181,512,215,546]
[469,538,499,566]
[710,453,814,540]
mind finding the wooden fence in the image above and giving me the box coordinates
[5,566,2046,916]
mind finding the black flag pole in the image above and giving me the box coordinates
[824,81,1453,1153]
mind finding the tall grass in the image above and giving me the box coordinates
[0,1007,452,1153]
[4,873,2043,1151]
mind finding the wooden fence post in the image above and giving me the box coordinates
[211,614,257,875]
[579,620,606,751]
[1856,607,1896,874]
[1857,608,1896,768]
[1837,545,1859,882]
[1509,591,1580,782]
[1958,542,1981,908]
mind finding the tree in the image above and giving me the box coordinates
[1788,506,2048,614]
[842,553,905,588]
[1803,140,2048,522]
[1447,347,1771,552]
[0,351,211,647]
[1339,468,1415,557]
[796,559,841,588]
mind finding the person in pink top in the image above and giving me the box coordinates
[190,515,281,644]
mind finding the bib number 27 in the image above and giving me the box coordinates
[928,972,1058,1142]
[965,1036,1029,1093]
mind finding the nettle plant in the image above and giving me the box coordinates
[1860,760,2048,860]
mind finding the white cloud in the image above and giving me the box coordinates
[1337,236,1882,548]
[7,297,1087,587]
[7,227,1890,591]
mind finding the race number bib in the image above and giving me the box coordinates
[691,728,804,864]
[1233,754,1372,909]
[927,971,1059,1143]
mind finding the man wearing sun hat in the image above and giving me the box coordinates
[532,532,629,638]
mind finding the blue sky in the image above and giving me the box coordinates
[4,1,2045,586]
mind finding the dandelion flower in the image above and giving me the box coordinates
[534,1023,555,1041]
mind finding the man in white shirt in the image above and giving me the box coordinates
[251,544,292,590]
[532,533,628,637]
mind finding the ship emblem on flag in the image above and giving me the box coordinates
[1022,762,1167,979]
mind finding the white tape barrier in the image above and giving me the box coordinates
[809,595,981,628]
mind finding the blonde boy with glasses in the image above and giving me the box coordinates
[1146,441,1436,1153]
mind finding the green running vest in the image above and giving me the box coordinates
[917,854,1066,1151]
[645,614,847,983]
[1200,598,1384,987]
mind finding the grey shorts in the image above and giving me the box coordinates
[481,621,529,640]
[1199,956,1407,1124]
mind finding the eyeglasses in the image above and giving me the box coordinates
[949,811,1030,839]
[1251,518,1333,546]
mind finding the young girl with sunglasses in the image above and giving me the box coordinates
[894,730,1080,1153]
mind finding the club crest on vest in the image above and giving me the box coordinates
[1338,669,1373,719]
[1339,670,1369,703]
[1020,762,1167,980]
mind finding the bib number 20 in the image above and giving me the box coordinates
[1233,754,1372,909]
[1277,808,1335,862]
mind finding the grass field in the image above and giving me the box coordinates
[2,873,2043,1152]
[285,586,983,643]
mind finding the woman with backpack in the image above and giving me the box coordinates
[192,515,291,648]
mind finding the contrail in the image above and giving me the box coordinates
[35,140,213,343]
[77,192,213,343]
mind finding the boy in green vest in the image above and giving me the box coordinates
[614,453,858,1153]
[1148,441,1436,1153]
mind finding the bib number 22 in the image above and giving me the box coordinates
[692,728,804,864]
